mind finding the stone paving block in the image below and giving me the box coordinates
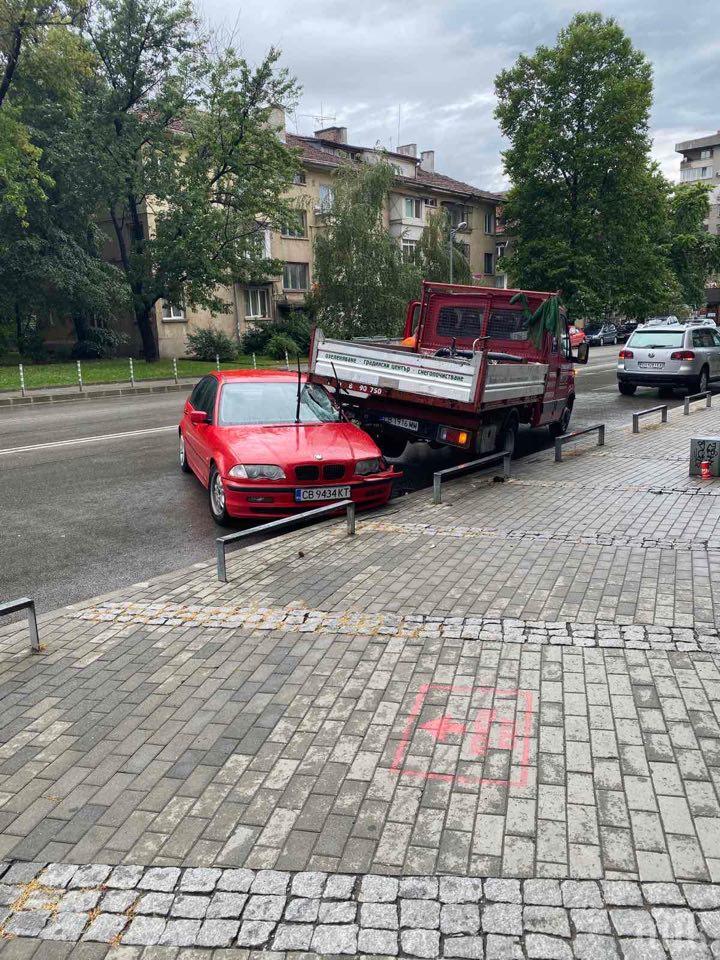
[358,926,399,955]
[250,870,289,895]
[401,898,441,929]
[439,877,483,903]
[284,896,319,922]
[619,941,667,960]
[5,910,51,936]
[440,903,480,935]
[574,933,621,959]
[123,916,167,945]
[526,933,573,959]
[242,894,285,922]
[106,865,144,889]
[38,912,88,942]
[482,903,523,936]
[561,880,603,908]
[359,874,398,902]
[400,927,440,958]
[4,863,43,884]
[318,898,356,923]
[323,874,356,900]
[651,906,701,939]
[179,868,221,893]
[216,869,254,892]
[311,922,358,955]
[169,894,209,919]
[157,918,201,946]
[194,918,239,947]
[138,868,180,892]
[70,864,111,888]
[136,893,173,915]
[83,914,128,942]
[523,905,571,937]
[290,871,326,898]
[205,891,247,919]
[40,864,79,888]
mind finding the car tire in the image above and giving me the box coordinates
[179,431,192,473]
[618,382,637,396]
[694,367,709,395]
[548,397,574,439]
[208,464,232,526]
[658,386,674,398]
[378,433,407,459]
[497,409,519,458]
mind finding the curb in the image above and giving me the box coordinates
[0,381,194,407]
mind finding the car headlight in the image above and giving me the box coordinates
[354,457,387,476]
[228,464,286,480]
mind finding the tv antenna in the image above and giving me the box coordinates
[296,102,337,129]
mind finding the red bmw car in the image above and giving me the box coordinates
[179,370,397,524]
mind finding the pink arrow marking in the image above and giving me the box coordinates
[420,714,467,742]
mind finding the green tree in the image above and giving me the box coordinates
[83,0,300,360]
[495,12,673,319]
[415,207,471,285]
[313,159,418,339]
[667,182,720,309]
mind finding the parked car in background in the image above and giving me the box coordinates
[569,326,586,348]
[616,320,638,342]
[585,322,619,346]
[643,315,679,326]
[617,321,720,396]
[179,370,397,524]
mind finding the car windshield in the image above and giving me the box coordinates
[627,331,685,348]
[218,381,340,426]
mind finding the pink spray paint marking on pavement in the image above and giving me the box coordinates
[390,683,534,788]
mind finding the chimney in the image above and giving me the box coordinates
[314,126,347,144]
[420,150,435,173]
[397,143,417,158]
[269,104,286,143]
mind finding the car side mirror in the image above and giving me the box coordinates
[189,409,209,425]
[574,341,589,365]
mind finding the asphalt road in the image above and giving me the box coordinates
[0,344,695,612]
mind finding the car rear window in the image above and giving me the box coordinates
[627,331,685,348]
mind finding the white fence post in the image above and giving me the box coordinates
[252,353,257,369]
[284,349,290,371]
[18,363,26,397]
[173,357,179,383]
[129,357,135,387]
[215,354,220,371]
[77,360,83,393]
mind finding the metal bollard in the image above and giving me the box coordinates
[252,353,257,370]
[18,363,26,397]
[77,360,83,393]
[129,357,135,387]
[346,502,356,535]
[215,354,220,371]
[172,357,179,383]
[285,349,290,371]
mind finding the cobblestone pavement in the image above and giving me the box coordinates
[3,405,720,957]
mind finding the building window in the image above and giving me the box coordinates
[447,204,471,229]
[293,171,306,185]
[283,262,309,291]
[404,196,423,219]
[700,148,713,159]
[245,287,270,319]
[161,300,185,322]
[484,252,494,275]
[281,211,307,238]
[318,184,334,212]
[682,166,714,182]
[484,211,495,234]
[401,239,417,262]
[425,197,437,208]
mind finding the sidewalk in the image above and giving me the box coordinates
[0,377,196,406]
[2,403,720,958]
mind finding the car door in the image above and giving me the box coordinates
[193,377,218,485]
[692,330,712,379]
[184,377,213,476]
[709,329,720,380]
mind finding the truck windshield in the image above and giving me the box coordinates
[218,382,340,425]
[627,331,685,348]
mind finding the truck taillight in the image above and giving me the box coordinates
[671,350,695,360]
[618,349,633,359]
[438,426,470,447]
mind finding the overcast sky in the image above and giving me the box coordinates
[201,0,718,192]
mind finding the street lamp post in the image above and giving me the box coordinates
[449,221,468,284]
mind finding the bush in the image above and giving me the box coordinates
[71,327,129,360]
[186,325,237,361]
[241,312,313,356]
[266,333,299,361]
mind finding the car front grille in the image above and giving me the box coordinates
[295,465,320,482]
[323,464,346,481]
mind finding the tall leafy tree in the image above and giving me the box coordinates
[414,207,472,285]
[495,12,673,319]
[313,160,418,339]
[667,182,720,309]
[83,0,300,359]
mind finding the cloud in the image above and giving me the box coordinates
[200,0,718,191]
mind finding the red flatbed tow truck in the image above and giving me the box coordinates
[308,281,588,457]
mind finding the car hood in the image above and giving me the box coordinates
[218,421,381,466]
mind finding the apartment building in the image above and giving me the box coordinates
[675,131,720,235]
[154,119,501,357]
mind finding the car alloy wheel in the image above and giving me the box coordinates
[210,471,225,516]
[179,433,191,473]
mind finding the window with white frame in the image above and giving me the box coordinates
[318,184,334,212]
[281,210,307,238]
[425,197,437,208]
[404,196,423,219]
[401,239,418,262]
[245,287,270,319]
[447,204,471,229]
[682,166,714,182]
[161,300,185,321]
[484,210,495,234]
[293,171,307,185]
[283,262,309,291]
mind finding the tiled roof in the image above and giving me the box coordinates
[287,133,501,203]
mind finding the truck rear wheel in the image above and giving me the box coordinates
[378,433,407,459]
[548,398,574,439]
